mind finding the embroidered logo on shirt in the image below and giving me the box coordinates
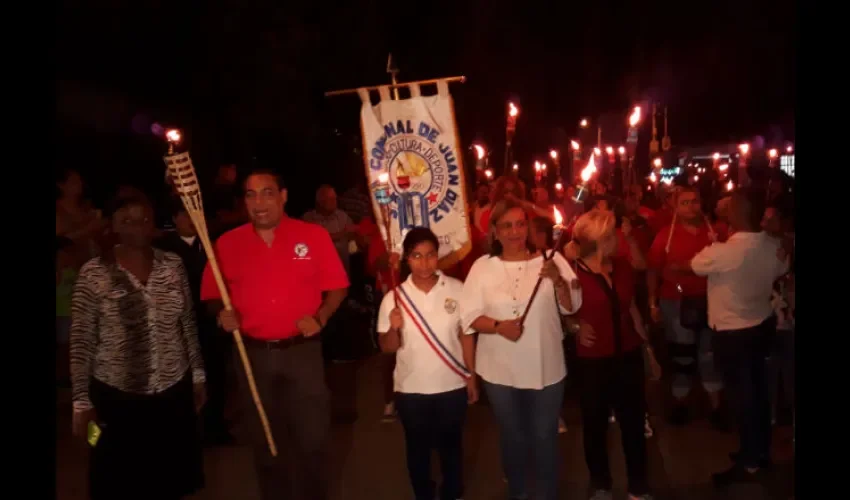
[444,298,458,314]
[294,243,310,259]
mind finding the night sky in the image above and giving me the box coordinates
[57,0,795,214]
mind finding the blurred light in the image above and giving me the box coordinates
[541,163,547,171]
[768,148,778,158]
[618,146,626,155]
[570,140,580,151]
[653,158,662,167]
[473,144,486,160]
[713,152,720,161]
[579,118,589,128]
[694,175,699,182]
[166,129,181,143]
[534,161,541,171]
[378,172,389,184]
[726,180,735,191]
[739,143,750,155]
[512,163,519,171]
[593,147,601,156]
[718,163,729,172]
[484,169,493,179]
[549,149,558,160]
[786,145,794,153]
[628,106,641,127]
[555,182,563,191]
[649,172,658,183]
[508,102,519,118]
[605,146,614,155]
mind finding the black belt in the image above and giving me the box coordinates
[241,334,318,350]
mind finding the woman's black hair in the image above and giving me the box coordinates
[399,227,440,281]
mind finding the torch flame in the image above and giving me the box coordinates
[580,154,597,182]
[541,163,547,171]
[768,148,778,158]
[653,158,662,167]
[649,172,658,183]
[549,149,558,160]
[605,146,614,155]
[719,163,729,171]
[378,172,389,184]
[484,169,493,179]
[534,161,541,172]
[473,144,485,160]
[166,129,181,143]
[739,143,750,155]
[512,163,519,171]
[571,140,580,151]
[508,102,519,118]
[713,152,721,161]
[553,206,564,226]
[786,145,793,153]
[555,182,563,191]
[726,180,734,191]
[628,106,641,127]
[593,147,601,156]
[618,146,626,155]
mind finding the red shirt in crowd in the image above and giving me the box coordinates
[200,217,349,340]
[648,206,673,234]
[647,221,726,300]
[572,257,644,359]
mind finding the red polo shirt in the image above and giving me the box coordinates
[573,257,643,359]
[200,217,349,340]
[647,222,725,300]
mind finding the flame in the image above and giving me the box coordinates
[713,152,721,161]
[508,102,519,118]
[571,140,580,151]
[628,106,641,127]
[534,161,541,172]
[649,172,658,183]
[605,146,614,155]
[555,182,563,191]
[541,163,547,171]
[484,169,493,179]
[726,180,734,191]
[694,175,699,182]
[786,145,793,153]
[553,206,564,225]
[549,149,558,160]
[579,118,589,128]
[768,148,778,158]
[653,158,662,167]
[580,154,597,182]
[473,144,485,160]
[719,163,729,171]
[166,129,181,143]
[378,172,389,184]
[593,147,601,156]
[618,146,626,155]
[512,163,519,171]
[739,143,750,155]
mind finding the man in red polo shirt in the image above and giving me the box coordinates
[647,186,726,428]
[201,169,349,500]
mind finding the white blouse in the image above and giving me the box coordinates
[460,253,582,390]
[377,272,468,395]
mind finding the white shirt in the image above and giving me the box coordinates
[691,231,789,331]
[377,273,467,395]
[460,253,582,390]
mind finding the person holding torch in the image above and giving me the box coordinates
[460,199,582,500]
[201,168,349,500]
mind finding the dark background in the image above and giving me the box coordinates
[56,0,795,214]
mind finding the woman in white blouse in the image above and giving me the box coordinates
[461,199,582,500]
[377,227,477,500]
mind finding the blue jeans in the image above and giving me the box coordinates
[395,389,468,500]
[659,298,723,399]
[483,378,565,500]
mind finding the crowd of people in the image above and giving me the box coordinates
[56,160,795,500]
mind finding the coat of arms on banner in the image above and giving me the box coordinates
[359,81,472,269]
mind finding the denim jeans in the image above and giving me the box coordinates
[659,298,723,399]
[483,378,565,500]
[395,388,468,500]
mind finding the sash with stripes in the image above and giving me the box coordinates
[396,285,471,380]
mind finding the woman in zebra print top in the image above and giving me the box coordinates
[70,194,206,500]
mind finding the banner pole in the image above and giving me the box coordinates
[325,76,465,97]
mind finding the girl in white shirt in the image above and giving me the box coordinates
[461,199,582,500]
[377,227,477,500]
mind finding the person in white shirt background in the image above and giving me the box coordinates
[377,227,477,500]
[461,199,582,500]
[679,190,789,487]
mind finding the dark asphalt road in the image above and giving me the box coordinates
[56,354,794,500]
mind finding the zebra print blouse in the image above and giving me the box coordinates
[70,249,205,412]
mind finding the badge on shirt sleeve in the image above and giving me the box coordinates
[294,243,310,259]
[444,298,458,314]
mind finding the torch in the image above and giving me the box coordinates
[570,140,581,180]
[162,131,278,457]
[372,172,400,306]
[738,143,751,187]
[505,101,519,174]
[519,206,570,327]
[550,149,560,179]
[473,144,487,180]
[572,153,598,204]
[626,106,642,188]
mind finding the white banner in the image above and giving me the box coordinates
[359,81,472,269]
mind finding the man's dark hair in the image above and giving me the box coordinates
[104,192,153,219]
[169,198,187,218]
[730,188,765,230]
[241,168,286,192]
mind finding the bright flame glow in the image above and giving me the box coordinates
[605,146,614,155]
[618,146,626,155]
[166,129,181,142]
[786,145,793,153]
[534,161,541,172]
[512,163,519,171]
[378,172,389,184]
[549,149,558,160]
[649,172,658,183]
[473,144,485,160]
[553,207,564,226]
[484,169,493,179]
[726,180,734,191]
[694,175,699,182]
[555,182,563,191]
[579,118,589,128]
[713,152,721,161]
[719,163,729,171]
[662,177,673,186]
[593,147,601,156]
[768,148,778,158]
[541,163,547,171]
[628,106,641,127]
[739,143,750,155]
[508,102,519,118]
[580,155,597,182]
[653,158,662,167]
[571,140,580,151]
